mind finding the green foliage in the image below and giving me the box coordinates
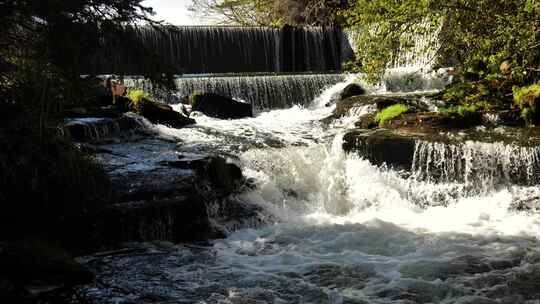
[341,0,540,85]
[513,84,540,108]
[513,84,540,124]
[189,0,345,26]
[439,103,487,117]
[0,0,161,240]
[375,104,408,126]
[127,89,152,107]
[0,121,111,240]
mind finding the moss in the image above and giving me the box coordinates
[375,104,408,127]
[127,89,152,107]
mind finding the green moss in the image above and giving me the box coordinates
[127,89,152,107]
[375,104,408,126]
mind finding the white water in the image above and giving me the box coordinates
[84,75,540,303]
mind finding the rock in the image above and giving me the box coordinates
[93,195,222,245]
[136,98,195,127]
[61,113,148,142]
[322,93,436,124]
[196,156,244,194]
[191,93,253,119]
[343,129,417,170]
[354,114,377,129]
[382,111,482,132]
[340,83,366,100]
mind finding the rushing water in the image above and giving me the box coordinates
[126,73,345,110]
[83,26,346,75]
[80,75,540,304]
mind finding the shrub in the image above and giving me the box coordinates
[127,89,152,107]
[513,84,540,110]
[375,104,408,126]
[0,119,111,240]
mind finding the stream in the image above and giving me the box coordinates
[77,74,540,304]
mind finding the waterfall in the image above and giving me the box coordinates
[83,26,347,75]
[126,74,345,110]
[411,140,540,189]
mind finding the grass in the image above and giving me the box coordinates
[375,104,408,126]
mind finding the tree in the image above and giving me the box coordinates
[342,0,540,84]
[0,0,168,240]
[188,0,346,26]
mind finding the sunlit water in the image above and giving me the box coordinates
[81,75,540,304]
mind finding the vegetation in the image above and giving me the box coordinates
[375,104,408,126]
[188,0,346,26]
[514,84,540,124]
[0,0,166,241]
[127,89,153,107]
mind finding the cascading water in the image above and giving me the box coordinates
[412,140,540,187]
[83,25,347,74]
[79,75,540,303]
[126,73,345,110]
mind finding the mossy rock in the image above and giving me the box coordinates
[322,93,437,124]
[135,98,195,128]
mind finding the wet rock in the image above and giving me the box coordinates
[322,93,436,124]
[61,113,148,143]
[191,93,253,119]
[94,195,221,245]
[340,83,366,100]
[195,156,244,193]
[354,114,377,129]
[135,98,195,128]
[343,129,416,170]
[383,111,483,132]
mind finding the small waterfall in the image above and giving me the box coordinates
[126,74,345,110]
[83,26,347,74]
[411,140,540,189]
[62,113,152,142]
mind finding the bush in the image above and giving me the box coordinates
[0,118,111,240]
[127,89,152,107]
[375,104,408,126]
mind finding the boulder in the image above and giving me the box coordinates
[94,195,222,245]
[343,129,417,170]
[191,93,253,119]
[322,93,436,124]
[340,83,366,100]
[136,98,195,127]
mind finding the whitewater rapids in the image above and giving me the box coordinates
[81,75,540,304]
